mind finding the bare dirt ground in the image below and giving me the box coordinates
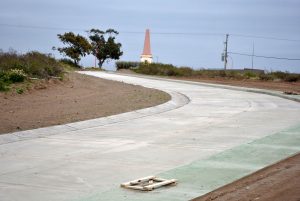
[191,153,300,201]
[0,72,170,134]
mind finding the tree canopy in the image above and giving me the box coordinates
[88,29,123,68]
[55,32,91,66]
[55,29,122,68]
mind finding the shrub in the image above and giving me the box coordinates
[0,80,9,91]
[259,73,274,81]
[218,70,226,77]
[16,88,24,94]
[132,62,300,83]
[225,71,243,79]
[134,63,181,76]
[7,69,26,83]
[116,61,140,70]
[271,71,288,80]
[284,74,299,82]
[0,71,9,82]
[266,71,300,82]
[0,50,64,79]
[177,67,194,76]
[0,50,66,92]
[243,71,257,79]
[23,51,63,78]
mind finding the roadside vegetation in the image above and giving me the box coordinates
[0,50,65,93]
[53,28,123,68]
[116,61,300,83]
[1,25,123,93]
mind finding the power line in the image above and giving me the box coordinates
[1,23,300,42]
[0,23,225,36]
[0,23,86,31]
[231,33,300,42]
[228,51,300,61]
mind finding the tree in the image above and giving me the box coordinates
[55,32,91,66]
[88,29,123,68]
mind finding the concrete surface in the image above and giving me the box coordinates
[0,71,300,201]
[112,71,300,103]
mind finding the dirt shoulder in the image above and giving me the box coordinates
[0,72,170,134]
[191,153,300,201]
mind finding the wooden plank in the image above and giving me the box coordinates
[121,175,155,187]
[144,179,177,191]
[153,177,166,182]
[121,176,177,191]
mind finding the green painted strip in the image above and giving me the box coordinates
[75,124,300,201]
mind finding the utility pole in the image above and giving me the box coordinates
[223,34,229,70]
[251,42,254,69]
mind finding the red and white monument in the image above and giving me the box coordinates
[140,29,153,63]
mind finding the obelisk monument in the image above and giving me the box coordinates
[140,29,153,63]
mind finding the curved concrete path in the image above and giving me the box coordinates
[0,71,299,201]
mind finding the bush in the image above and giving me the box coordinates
[7,69,26,83]
[264,71,300,82]
[284,74,299,82]
[132,62,300,83]
[243,71,257,79]
[0,71,9,82]
[259,73,274,81]
[271,71,287,80]
[177,67,194,76]
[225,71,243,79]
[0,50,66,92]
[116,61,140,70]
[134,63,181,76]
[0,50,64,79]
[0,80,8,91]
[218,70,227,77]
[16,88,24,94]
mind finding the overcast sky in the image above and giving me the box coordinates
[1,0,300,72]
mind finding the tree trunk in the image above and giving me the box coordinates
[98,60,104,68]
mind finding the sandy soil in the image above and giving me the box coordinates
[0,72,170,134]
[191,153,300,201]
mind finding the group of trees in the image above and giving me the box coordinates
[53,29,123,68]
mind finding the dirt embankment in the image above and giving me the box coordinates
[0,72,170,134]
[192,153,300,201]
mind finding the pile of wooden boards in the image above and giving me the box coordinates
[121,175,177,191]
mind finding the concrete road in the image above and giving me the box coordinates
[0,71,300,201]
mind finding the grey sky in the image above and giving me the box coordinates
[1,0,300,72]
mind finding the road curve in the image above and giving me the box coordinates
[0,71,299,201]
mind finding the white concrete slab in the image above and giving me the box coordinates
[0,71,300,201]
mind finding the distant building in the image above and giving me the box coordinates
[140,29,153,63]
